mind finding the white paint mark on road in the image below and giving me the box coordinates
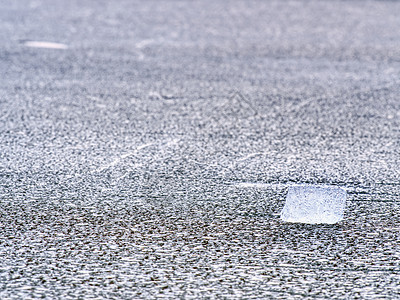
[24,41,68,50]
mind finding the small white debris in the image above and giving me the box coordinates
[24,41,68,49]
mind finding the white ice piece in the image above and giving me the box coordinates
[280,185,347,224]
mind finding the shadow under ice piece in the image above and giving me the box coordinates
[280,185,347,224]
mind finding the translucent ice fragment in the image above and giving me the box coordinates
[280,185,347,224]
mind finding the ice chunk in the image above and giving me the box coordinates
[280,185,347,224]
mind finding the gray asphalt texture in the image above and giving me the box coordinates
[1,0,400,299]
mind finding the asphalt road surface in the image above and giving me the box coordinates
[1,0,400,298]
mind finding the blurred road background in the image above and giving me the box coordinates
[1,0,400,298]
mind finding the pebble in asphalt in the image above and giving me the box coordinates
[1,0,400,298]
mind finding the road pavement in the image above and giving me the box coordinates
[1,0,400,298]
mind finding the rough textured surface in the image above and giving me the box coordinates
[1,0,400,298]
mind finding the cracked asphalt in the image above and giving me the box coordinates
[1,0,400,298]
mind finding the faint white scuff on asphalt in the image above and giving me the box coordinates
[235,182,356,193]
[237,153,265,162]
[93,139,180,173]
[135,39,156,49]
[94,142,155,173]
